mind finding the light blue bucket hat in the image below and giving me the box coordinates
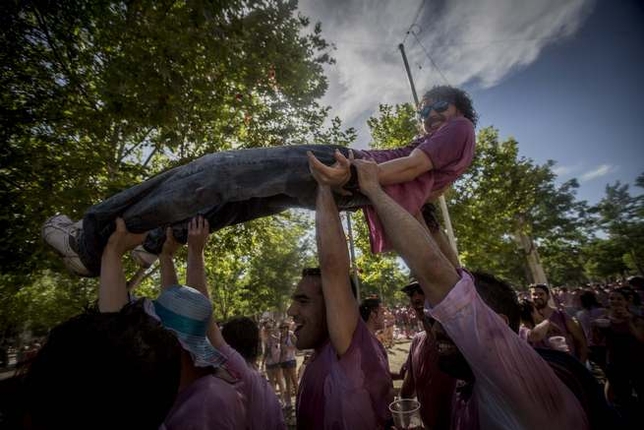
[152,285,227,368]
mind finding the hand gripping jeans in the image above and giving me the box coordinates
[77,144,368,276]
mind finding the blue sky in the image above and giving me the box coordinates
[299,0,644,205]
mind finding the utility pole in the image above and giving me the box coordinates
[398,43,459,257]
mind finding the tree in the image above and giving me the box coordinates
[1,0,355,336]
[448,127,590,286]
[585,173,644,279]
[364,103,591,288]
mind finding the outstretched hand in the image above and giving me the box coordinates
[106,218,147,256]
[307,149,354,195]
[187,216,210,253]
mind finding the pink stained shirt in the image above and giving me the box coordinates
[361,115,475,253]
[406,330,456,429]
[162,373,246,430]
[296,319,394,429]
[426,271,589,430]
[219,343,286,430]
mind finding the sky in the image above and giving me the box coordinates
[297,0,644,205]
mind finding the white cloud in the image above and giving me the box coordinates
[580,164,615,182]
[552,165,577,177]
[297,0,595,145]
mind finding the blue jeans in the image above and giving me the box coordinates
[78,144,368,276]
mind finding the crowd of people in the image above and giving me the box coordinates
[1,85,641,429]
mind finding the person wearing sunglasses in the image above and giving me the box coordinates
[308,85,476,265]
[43,86,476,280]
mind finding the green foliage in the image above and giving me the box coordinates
[364,103,594,288]
[0,271,96,339]
[584,175,644,279]
[449,127,590,286]
[367,104,418,149]
[1,0,354,336]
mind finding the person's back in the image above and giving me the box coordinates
[163,370,246,429]
[222,316,286,430]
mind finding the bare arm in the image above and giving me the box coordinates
[526,319,553,343]
[353,159,459,305]
[308,151,359,356]
[565,315,588,363]
[159,227,180,290]
[377,148,433,185]
[184,216,225,349]
[307,148,434,190]
[99,218,146,312]
[186,216,209,295]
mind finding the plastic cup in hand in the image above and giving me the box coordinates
[389,398,424,429]
[548,336,570,352]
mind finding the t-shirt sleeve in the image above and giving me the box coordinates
[417,116,474,170]
[219,343,251,382]
[427,272,589,430]
[323,320,392,429]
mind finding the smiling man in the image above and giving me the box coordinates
[352,157,589,429]
[286,155,394,429]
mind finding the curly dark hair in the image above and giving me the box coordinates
[422,85,478,127]
[222,316,260,363]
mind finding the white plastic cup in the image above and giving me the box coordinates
[389,398,424,429]
[548,336,570,352]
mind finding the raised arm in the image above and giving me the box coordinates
[159,227,180,290]
[308,151,359,356]
[99,218,147,312]
[353,159,459,305]
[564,314,588,363]
[185,216,225,349]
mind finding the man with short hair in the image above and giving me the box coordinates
[352,157,589,429]
[399,281,456,430]
[286,158,394,429]
[531,284,588,363]
[163,216,285,429]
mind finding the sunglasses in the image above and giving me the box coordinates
[417,100,450,120]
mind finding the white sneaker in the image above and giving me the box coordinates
[42,215,91,277]
[131,245,158,268]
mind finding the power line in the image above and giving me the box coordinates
[402,0,426,45]
[411,31,450,85]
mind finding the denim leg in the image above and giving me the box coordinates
[78,144,369,276]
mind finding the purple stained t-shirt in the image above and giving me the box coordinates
[219,343,286,430]
[360,115,475,253]
[296,319,394,429]
[162,373,246,429]
[407,330,456,429]
[426,271,588,429]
